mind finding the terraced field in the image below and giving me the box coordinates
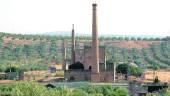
[106,41,170,70]
[0,32,170,72]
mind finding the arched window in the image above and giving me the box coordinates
[69,61,84,69]
[89,66,91,70]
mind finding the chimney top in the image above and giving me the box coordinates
[92,3,97,6]
[72,24,74,30]
[72,24,74,29]
[72,24,74,32]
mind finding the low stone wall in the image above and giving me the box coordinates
[6,72,17,80]
[91,73,100,83]
[64,70,91,81]
[65,70,114,83]
[19,70,50,80]
[100,71,114,83]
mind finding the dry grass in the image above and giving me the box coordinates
[0,80,14,84]
[144,69,170,83]
[55,70,64,77]
[107,41,160,49]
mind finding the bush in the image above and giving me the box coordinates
[5,66,19,73]
[0,84,15,96]
[1,81,128,96]
[11,81,48,96]
[70,89,89,96]
[128,65,143,76]
[82,85,128,96]
[116,64,129,74]
[116,63,143,76]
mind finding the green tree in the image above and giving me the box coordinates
[5,66,19,73]
[124,37,129,41]
[131,37,136,41]
[3,43,13,59]
[116,64,129,74]
[128,65,143,76]
[116,63,143,76]
[49,42,57,54]
[137,37,142,41]
[36,43,47,58]
[23,45,35,58]
[14,45,24,58]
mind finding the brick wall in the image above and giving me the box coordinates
[84,47,105,70]
[100,71,114,83]
[75,47,105,70]
[64,70,91,81]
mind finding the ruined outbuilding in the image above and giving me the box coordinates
[64,3,115,83]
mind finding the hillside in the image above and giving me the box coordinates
[0,32,170,72]
[104,41,160,49]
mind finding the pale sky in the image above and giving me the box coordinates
[0,0,170,36]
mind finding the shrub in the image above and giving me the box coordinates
[81,85,128,96]
[5,66,19,73]
[4,81,128,96]
[11,81,48,96]
[116,63,143,77]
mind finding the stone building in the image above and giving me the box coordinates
[75,46,106,71]
[64,3,115,83]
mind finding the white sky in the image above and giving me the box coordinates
[0,0,170,36]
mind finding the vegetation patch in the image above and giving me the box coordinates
[0,81,128,96]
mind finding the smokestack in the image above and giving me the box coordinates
[92,3,99,74]
[62,40,67,70]
[71,24,75,64]
[113,63,116,83]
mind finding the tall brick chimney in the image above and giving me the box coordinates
[91,3,100,82]
[62,40,67,70]
[71,24,75,64]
